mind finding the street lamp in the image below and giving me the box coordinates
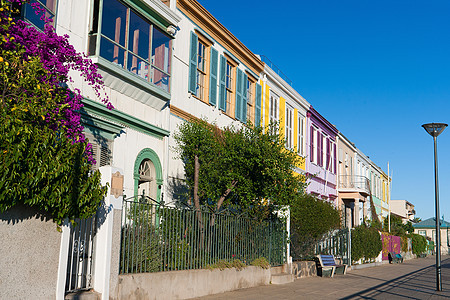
[422,122,447,292]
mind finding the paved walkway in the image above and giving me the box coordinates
[194,255,450,299]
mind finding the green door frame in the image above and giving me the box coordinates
[133,148,163,203]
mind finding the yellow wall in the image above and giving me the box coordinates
[262,82,306,171]
[263,82,270,128]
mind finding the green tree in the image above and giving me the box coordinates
[383,214,414,236]
[174,119,304,216]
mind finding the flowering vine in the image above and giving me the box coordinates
[0,0,110,224]
[0,0,113,164]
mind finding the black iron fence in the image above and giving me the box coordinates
[316,228,350,265]
[290,228,350,264]
[119,197,287,274]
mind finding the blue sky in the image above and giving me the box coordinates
[198,0,450,221]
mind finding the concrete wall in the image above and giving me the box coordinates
[0,205,62,300]
[116,266,271,299]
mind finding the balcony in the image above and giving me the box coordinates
[338,175,370,196]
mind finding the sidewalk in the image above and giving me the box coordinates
[193,255,450,299]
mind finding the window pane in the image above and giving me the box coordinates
[128,53,150,81]
[152,27,171,73]
[128,11,151,60]
[24,0,55,30]
[101,0,127,47]
[151,67,170,92]
[41,0,56,11]
[197,42,206,72]
[100,37,125,67]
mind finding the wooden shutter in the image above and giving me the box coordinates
[255,83,262,127]
[242,73,248,123]
[235,69,242,120]
[209,47,218,105]
[218,55,227,111]
[188,32,198,94]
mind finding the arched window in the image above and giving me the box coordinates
[137,159,157,201]
[134,148,163,203]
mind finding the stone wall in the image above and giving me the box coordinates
[116,266,271,300]
[292,261,317,278]
[0,205,62,300]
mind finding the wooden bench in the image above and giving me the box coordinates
[316,254,348,277]
[388,252,403,264]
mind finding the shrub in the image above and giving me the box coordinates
[351,225,382,263]
[208,259,246,271]
[410,234,427,256]
[290,193,340,259]
[250,257,270,269]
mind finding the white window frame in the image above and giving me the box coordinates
[298,113,305,156]
[312,126,318,164]
[329,141,335,173]
[269,91,279,124]
[323,134,328,170]
[285,105,294,149]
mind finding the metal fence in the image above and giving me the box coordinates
[119,197,287,274]
[338,175,370,195]
[316,228,351,265]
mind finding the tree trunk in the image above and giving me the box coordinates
[193,154,204,248]
[210,180,238,226]
[193,154,200,210]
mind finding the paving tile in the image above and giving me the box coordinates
[193,255,450,300]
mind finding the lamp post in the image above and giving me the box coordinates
[422,122,447,292]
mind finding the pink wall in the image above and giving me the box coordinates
[382,233,402,260]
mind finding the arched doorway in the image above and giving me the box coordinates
[134,148,163,203]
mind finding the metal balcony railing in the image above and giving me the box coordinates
[260,55,293,87]
[338,175,370,195]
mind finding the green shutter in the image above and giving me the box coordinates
[218,55,227,112]
[188,32,198,94]
[242,73,248,123]
[255,83,262,127]
[235,69,242,120]
[209,47,218,106]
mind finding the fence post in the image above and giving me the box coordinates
[93,166,124,300]
[348,227,352,266]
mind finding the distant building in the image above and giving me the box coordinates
[337,133,370,228]
[413,217,450,255]
[390,200,415,223]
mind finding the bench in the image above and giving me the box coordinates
[388,252,403,264]
[316,254,348,277]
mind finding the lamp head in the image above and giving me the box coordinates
[422,123,448,137]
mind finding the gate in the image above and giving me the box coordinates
[65,216,96,293]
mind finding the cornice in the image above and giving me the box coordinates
[170,105,199,122]
[309,107,338,136]
[177,0,264,75]
[264,64,310,112]
[81,98,169,139]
